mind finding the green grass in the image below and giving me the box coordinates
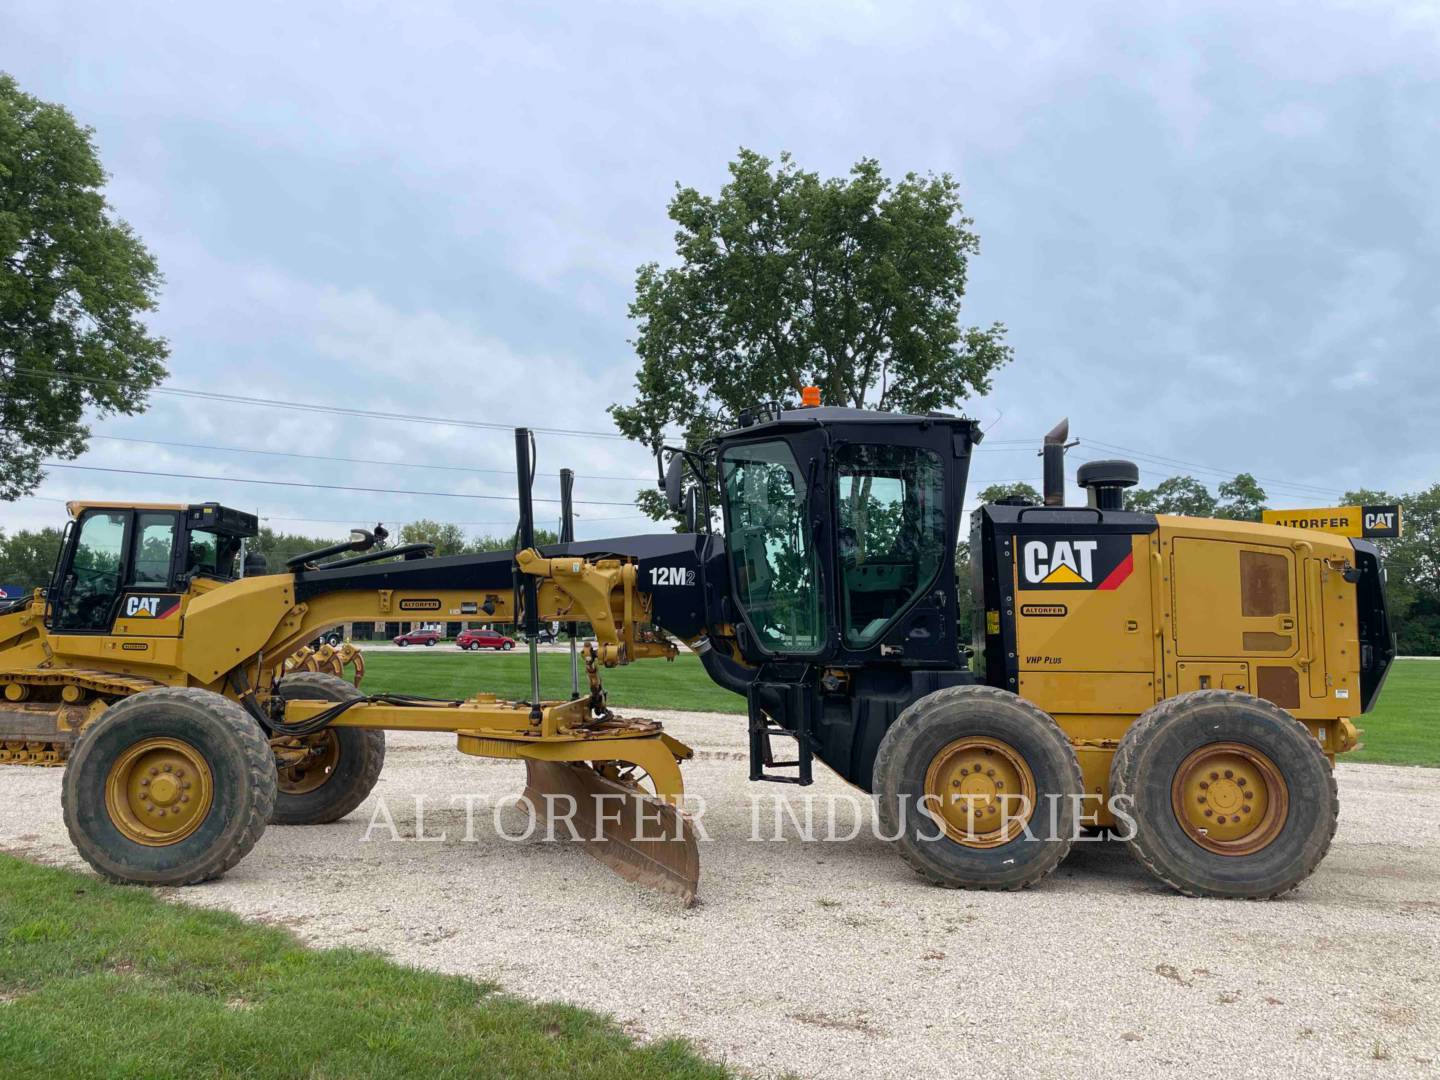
[362,650,747,714]
[362,652,1436,765]
[1348,659,1439,767]
[0,855,728,1080]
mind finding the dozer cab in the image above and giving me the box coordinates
[0,403,1394,902]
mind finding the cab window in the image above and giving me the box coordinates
[721,440,821,652]
[836,444,946,645]
[131,512,177,585]
[56,511,127,630]
[186,529,241,580]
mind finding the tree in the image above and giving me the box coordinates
[1127,475,1217,517]
[0,73,168,501]
[0,526,64,589]
[1216,473,1268,521]
[612,148,1011,520]
[977,482,1041,505]
[400,519,470,557]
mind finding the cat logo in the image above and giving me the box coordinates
[1019,537,1134,591]
[123,594,180,619]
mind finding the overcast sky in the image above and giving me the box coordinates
[4,0,1437,541]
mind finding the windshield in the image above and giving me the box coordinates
[721,440,821,652]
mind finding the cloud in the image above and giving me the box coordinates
[1,0,1437,540]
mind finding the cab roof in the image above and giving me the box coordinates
[719,404,983,440]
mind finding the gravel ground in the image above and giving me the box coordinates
[3,709,1438,1079]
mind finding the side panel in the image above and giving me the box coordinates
[1014,532,1155,674]
[1158,520,1361,723]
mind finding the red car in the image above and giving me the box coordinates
[456,628,515,651]
[393,628,442,647]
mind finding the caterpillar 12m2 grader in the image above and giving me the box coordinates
[0,406,1394,903]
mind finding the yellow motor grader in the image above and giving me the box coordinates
[0,410,1395,903]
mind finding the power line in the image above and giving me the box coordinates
[1075,441,1341,498]
[39,462,642,506]
[89,434,655,483]
[260,512,653,527]
[13,366,635,441]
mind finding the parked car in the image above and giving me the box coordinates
[456,628,516,651]
[393,628,442,647]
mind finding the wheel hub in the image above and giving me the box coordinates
[104,738,215,846]
[1172,742,1288,856]
[274,731,341,795]
[923,736,1036,848]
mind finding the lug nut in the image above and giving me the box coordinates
[1216,815,1226,824]
[139,778,149,788]
[1210,772,1219,781]
[145,803,156,813]
[148,767,158,776]
[180,795,189,804]
[1197,796,1206,804]
[1204,809,1213,817]
[996,781,1004,790]
[952,779,961,788]
[1199,780,1210,790]
[1236,778,1246,787]
[986,769,995,777]
[1243,790,1254,800]
[1224,770,1233,779]
[162,764,172,773]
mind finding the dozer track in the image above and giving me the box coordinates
[0,669,169,767]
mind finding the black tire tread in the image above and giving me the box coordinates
[874,684,1084,892]
[1110,689,1338,900]
[62,687,275,886]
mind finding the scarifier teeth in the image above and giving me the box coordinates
[523,761,700,906]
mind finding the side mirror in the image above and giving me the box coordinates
[664,453,684,513]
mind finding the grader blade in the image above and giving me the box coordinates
[523,760,700,906]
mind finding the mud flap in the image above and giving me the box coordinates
[523,760,700,906]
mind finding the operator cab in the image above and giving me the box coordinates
[702,405,979,667]
[46,502,259,633]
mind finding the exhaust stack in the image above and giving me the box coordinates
[1042,419,1069,506]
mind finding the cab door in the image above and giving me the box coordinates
[50,509,130,633]
[111,511,184,639]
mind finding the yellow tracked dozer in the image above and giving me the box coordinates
[0,410,1397,902]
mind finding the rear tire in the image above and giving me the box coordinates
[425,639,436,647]
[873,685,1083,890]
[1110,690,1337,898]
[272,673,386,825]
[62,688,275,886]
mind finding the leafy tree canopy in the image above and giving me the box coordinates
[0,73,168,500]
[1127,475,1218,518]
[976,481,1042,505]
[0,526,63,590]
[612,148,1011,520]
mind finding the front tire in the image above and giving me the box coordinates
[62,688,275,886]
[873,685,1083,891]
[1110,690,1337,899]
[425,639,436,647]
[501,641,513,651]
[271,673,386,825]
[396,640,408,647]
